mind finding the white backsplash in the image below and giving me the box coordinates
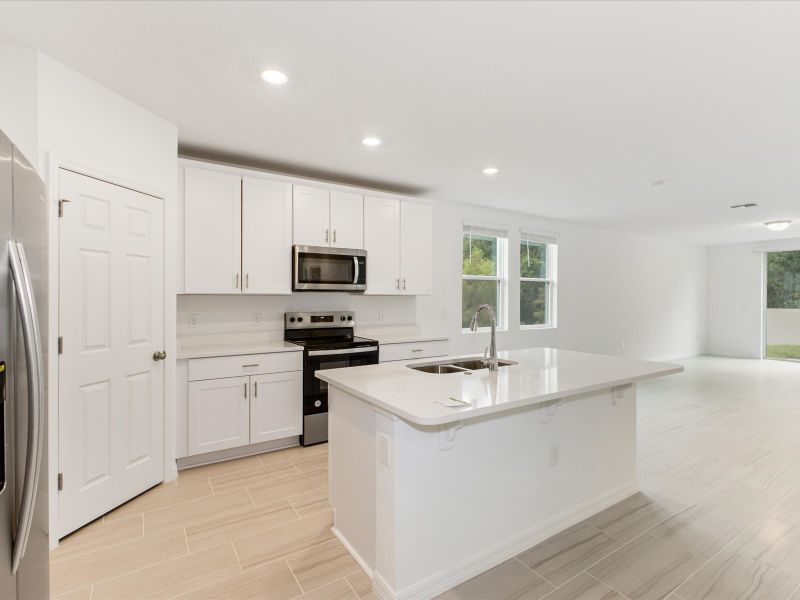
[177,292,419,339]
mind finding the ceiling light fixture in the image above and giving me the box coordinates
[482,167,499,175]
[765,220,792,232]
[260,70,288,85]
[362,137,381,147]
[730,203,758,209]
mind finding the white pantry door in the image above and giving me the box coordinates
[58,169,165,537]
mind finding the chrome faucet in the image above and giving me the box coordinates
[470,304,498,371]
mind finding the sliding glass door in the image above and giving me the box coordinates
[765,250,800,360]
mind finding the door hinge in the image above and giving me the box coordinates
[57,473,63,491]
[58,336,63,355]
[58,198,71,217]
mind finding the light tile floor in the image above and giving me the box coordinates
[51,356,800,600]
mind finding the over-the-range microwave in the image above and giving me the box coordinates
[293,245,367,292]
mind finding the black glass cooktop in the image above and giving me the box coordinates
[289,336,377,351]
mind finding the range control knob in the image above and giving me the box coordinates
[297,317,303,323]
[347,315,353,321]
[340,315,346,321]
[289,317,296,323]
[314,400,322,408]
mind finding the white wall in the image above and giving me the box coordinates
[0,42,39,163]
[180,198,707,362]
[33,52,179,547]
[705,237,800,358]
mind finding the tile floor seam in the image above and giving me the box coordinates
[285,557,305,595]
[183,526,190,555]
[584,570,634,600]
[514,556,557,587]
[230,540,243,573]
[525,533,630,589]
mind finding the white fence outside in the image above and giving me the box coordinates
[767,308,800,346]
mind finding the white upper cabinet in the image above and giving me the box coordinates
[293,185,331,247]
[330,190,364,249]
[364,196,401,294]
[242,177,293,294]
[400,201,433,295]
[184,167,242,293]
[364,197,433,295]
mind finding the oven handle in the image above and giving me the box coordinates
[353,256,359,285]
[307,346,378,357]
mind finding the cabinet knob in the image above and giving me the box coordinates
[152,350,167,361]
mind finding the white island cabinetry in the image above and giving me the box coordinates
[317,348,682,600]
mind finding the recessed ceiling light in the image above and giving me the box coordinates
[482,167,499,175]
[765,220,792,231]
[260,70,288,85]
[650,179,669,187]
[730,203,758,209]
[362,137,381,147]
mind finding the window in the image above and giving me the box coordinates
[462,225,507,329]
[520,232,557,328]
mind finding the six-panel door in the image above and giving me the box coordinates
[250,372,303,444]
[188,376,250,455]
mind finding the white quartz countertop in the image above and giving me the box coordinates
[177,335,302,359]
[369,334,449,345]
[316,347,683,426]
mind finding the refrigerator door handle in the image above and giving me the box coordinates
[8,240,45,574]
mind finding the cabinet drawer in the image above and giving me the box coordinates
[188,352,302,381]
[379,340,449,363]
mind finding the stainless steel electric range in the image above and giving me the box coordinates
[284,311,379,445]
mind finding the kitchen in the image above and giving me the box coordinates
[2,2,800,599]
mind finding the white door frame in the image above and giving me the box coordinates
[45,152,176,550]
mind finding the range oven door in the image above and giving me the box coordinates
[301,346,379,445]
[293,245,367,292]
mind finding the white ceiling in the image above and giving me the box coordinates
[1,0,800,245]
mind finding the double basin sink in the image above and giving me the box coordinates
[408,357,517,374]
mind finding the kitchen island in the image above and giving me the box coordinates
[317,348,682,600]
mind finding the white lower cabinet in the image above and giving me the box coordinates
[250,371,302,443]
[188,376,250,455]
[183,352,303,458]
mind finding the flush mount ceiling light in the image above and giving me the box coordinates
[765,220,792,231]
[260,70,288,85]
[730,203,758,209]
[362,137,381,147]
[482,167,499,175]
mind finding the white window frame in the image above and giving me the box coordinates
[519,231,558,330]
[462,224,508,332]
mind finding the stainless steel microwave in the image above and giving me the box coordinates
[293,245,367,292]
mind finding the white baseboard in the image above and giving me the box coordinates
[369,480,639,600]
[332,526,373,579]
[176,437,300,469]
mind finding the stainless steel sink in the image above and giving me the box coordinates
[408,357,517,374]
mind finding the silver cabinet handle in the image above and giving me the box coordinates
[254,382,258,398]
[8,241,44,574]
[325,229,329,243]
[242,363,259,368]
[411,349,423,352]
[235,273,239,289]
[403,277,407,291]
[396,278,400,290]
[245,273,249,289]
[152,350,167,361]
[244,382,248,399]
[353,256,359,285]
[333,229,337,244]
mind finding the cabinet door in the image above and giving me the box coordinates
[188,376,249,455]
[242,177,293,294]
[250,372,302,444]
[293,185,330,247]
[400,201,433,295]
[364,197,401,294]
[330,190,364,249]
[184,167,242,293]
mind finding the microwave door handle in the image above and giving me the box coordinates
[353,256,359,285]
[7,241,45,574]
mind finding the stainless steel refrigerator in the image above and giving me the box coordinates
[0,129,49,599]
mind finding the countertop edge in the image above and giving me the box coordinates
[318,364,684,427]
[177,344,304,360]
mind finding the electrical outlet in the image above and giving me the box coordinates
[188,313,199,328]
[252,312,263,327]
[549,442,560,467]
